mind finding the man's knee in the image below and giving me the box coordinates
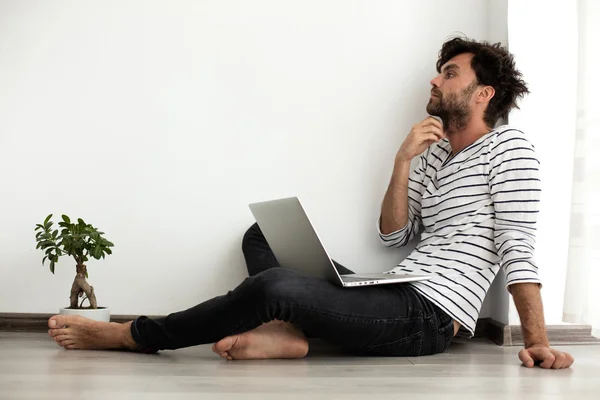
[251,268,301,302]
[241,222,262,252]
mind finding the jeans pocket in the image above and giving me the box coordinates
[363,330,423,357]
[436,314,454,353]
[438,316,454,336]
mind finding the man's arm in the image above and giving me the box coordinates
[380,159,411,234]
[488,130,574,369]
[379,117,444,238]
[511,283,574,369]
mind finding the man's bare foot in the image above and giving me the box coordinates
[212,320,309,361]
[47,315,138,350]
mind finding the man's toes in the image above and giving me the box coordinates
[50,328,69,338]
[53,334,70,342]
[213,336,236,354]
[48,315,71,329]
[65,344,78,350]
[59,340,75,348]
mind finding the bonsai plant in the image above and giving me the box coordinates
[35,214,114,320]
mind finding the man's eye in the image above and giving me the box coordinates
[446,73,454,78]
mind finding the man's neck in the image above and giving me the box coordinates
[445,120,492,156]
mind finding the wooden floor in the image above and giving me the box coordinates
[1,332,599,399]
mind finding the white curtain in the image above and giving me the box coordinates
[563,0,600,337]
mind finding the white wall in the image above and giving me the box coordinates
[0,0,491,315]
[477,0,510,325]
[507,0,578,325]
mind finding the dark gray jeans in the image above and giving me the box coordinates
[130,223,454,356]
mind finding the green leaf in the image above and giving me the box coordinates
[85,270,89,279]
[44,214,52,226]
[52,230,58,239]
[78,218,85,225]
[93,246,101,259]
[50,260,55,274]
[42,256,48,266]
[61,215,71,224]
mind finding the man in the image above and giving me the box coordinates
[47,37,574,369]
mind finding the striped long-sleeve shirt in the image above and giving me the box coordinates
[378,126,541,336]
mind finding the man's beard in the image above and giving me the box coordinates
[426,81,478,134]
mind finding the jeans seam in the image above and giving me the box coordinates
[276,301,425,355]
[437,312,454,334]
[276,301,425,325]
[428,315,438,353]
[365,329,423,349]
[364,330,424,356]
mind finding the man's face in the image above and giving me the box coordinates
[426,53,479,132]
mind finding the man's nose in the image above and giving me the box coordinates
[430,75,441,88]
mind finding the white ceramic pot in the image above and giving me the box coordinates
[59,307,111,322]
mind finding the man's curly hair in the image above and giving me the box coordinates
[436,37,529,127]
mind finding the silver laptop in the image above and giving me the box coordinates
[248,197,431,287]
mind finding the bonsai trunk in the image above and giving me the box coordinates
[69,264,98,309]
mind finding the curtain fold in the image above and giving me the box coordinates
[563,0,600,337]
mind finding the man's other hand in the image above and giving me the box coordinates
[519,344,575,369]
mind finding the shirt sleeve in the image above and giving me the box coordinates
[488,129,542,290]
[377,153,427,248]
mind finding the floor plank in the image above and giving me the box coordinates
[1,332,598,399]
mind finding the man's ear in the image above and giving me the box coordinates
[478,85,495,103]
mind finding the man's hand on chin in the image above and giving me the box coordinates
[518,344,575,369]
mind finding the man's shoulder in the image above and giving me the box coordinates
[486,125,539,169]
[490,124,531,139]
[488,125,535,151]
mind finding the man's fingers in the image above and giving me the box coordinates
[520,347,575,369]
[529,347,555,369]
[422,116,443,130]
[421,134,441,145]
[519,349,535,368]
[563,352,575,368]
[428,135,440,144]
[400,119,445,160]
[550,350,574,369]
[417,126,444,141]
[420,122,444,135]
[550,350,566,369]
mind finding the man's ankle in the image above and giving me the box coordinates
[120,321,138,350]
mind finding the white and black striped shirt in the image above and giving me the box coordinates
[378,126,541,336]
